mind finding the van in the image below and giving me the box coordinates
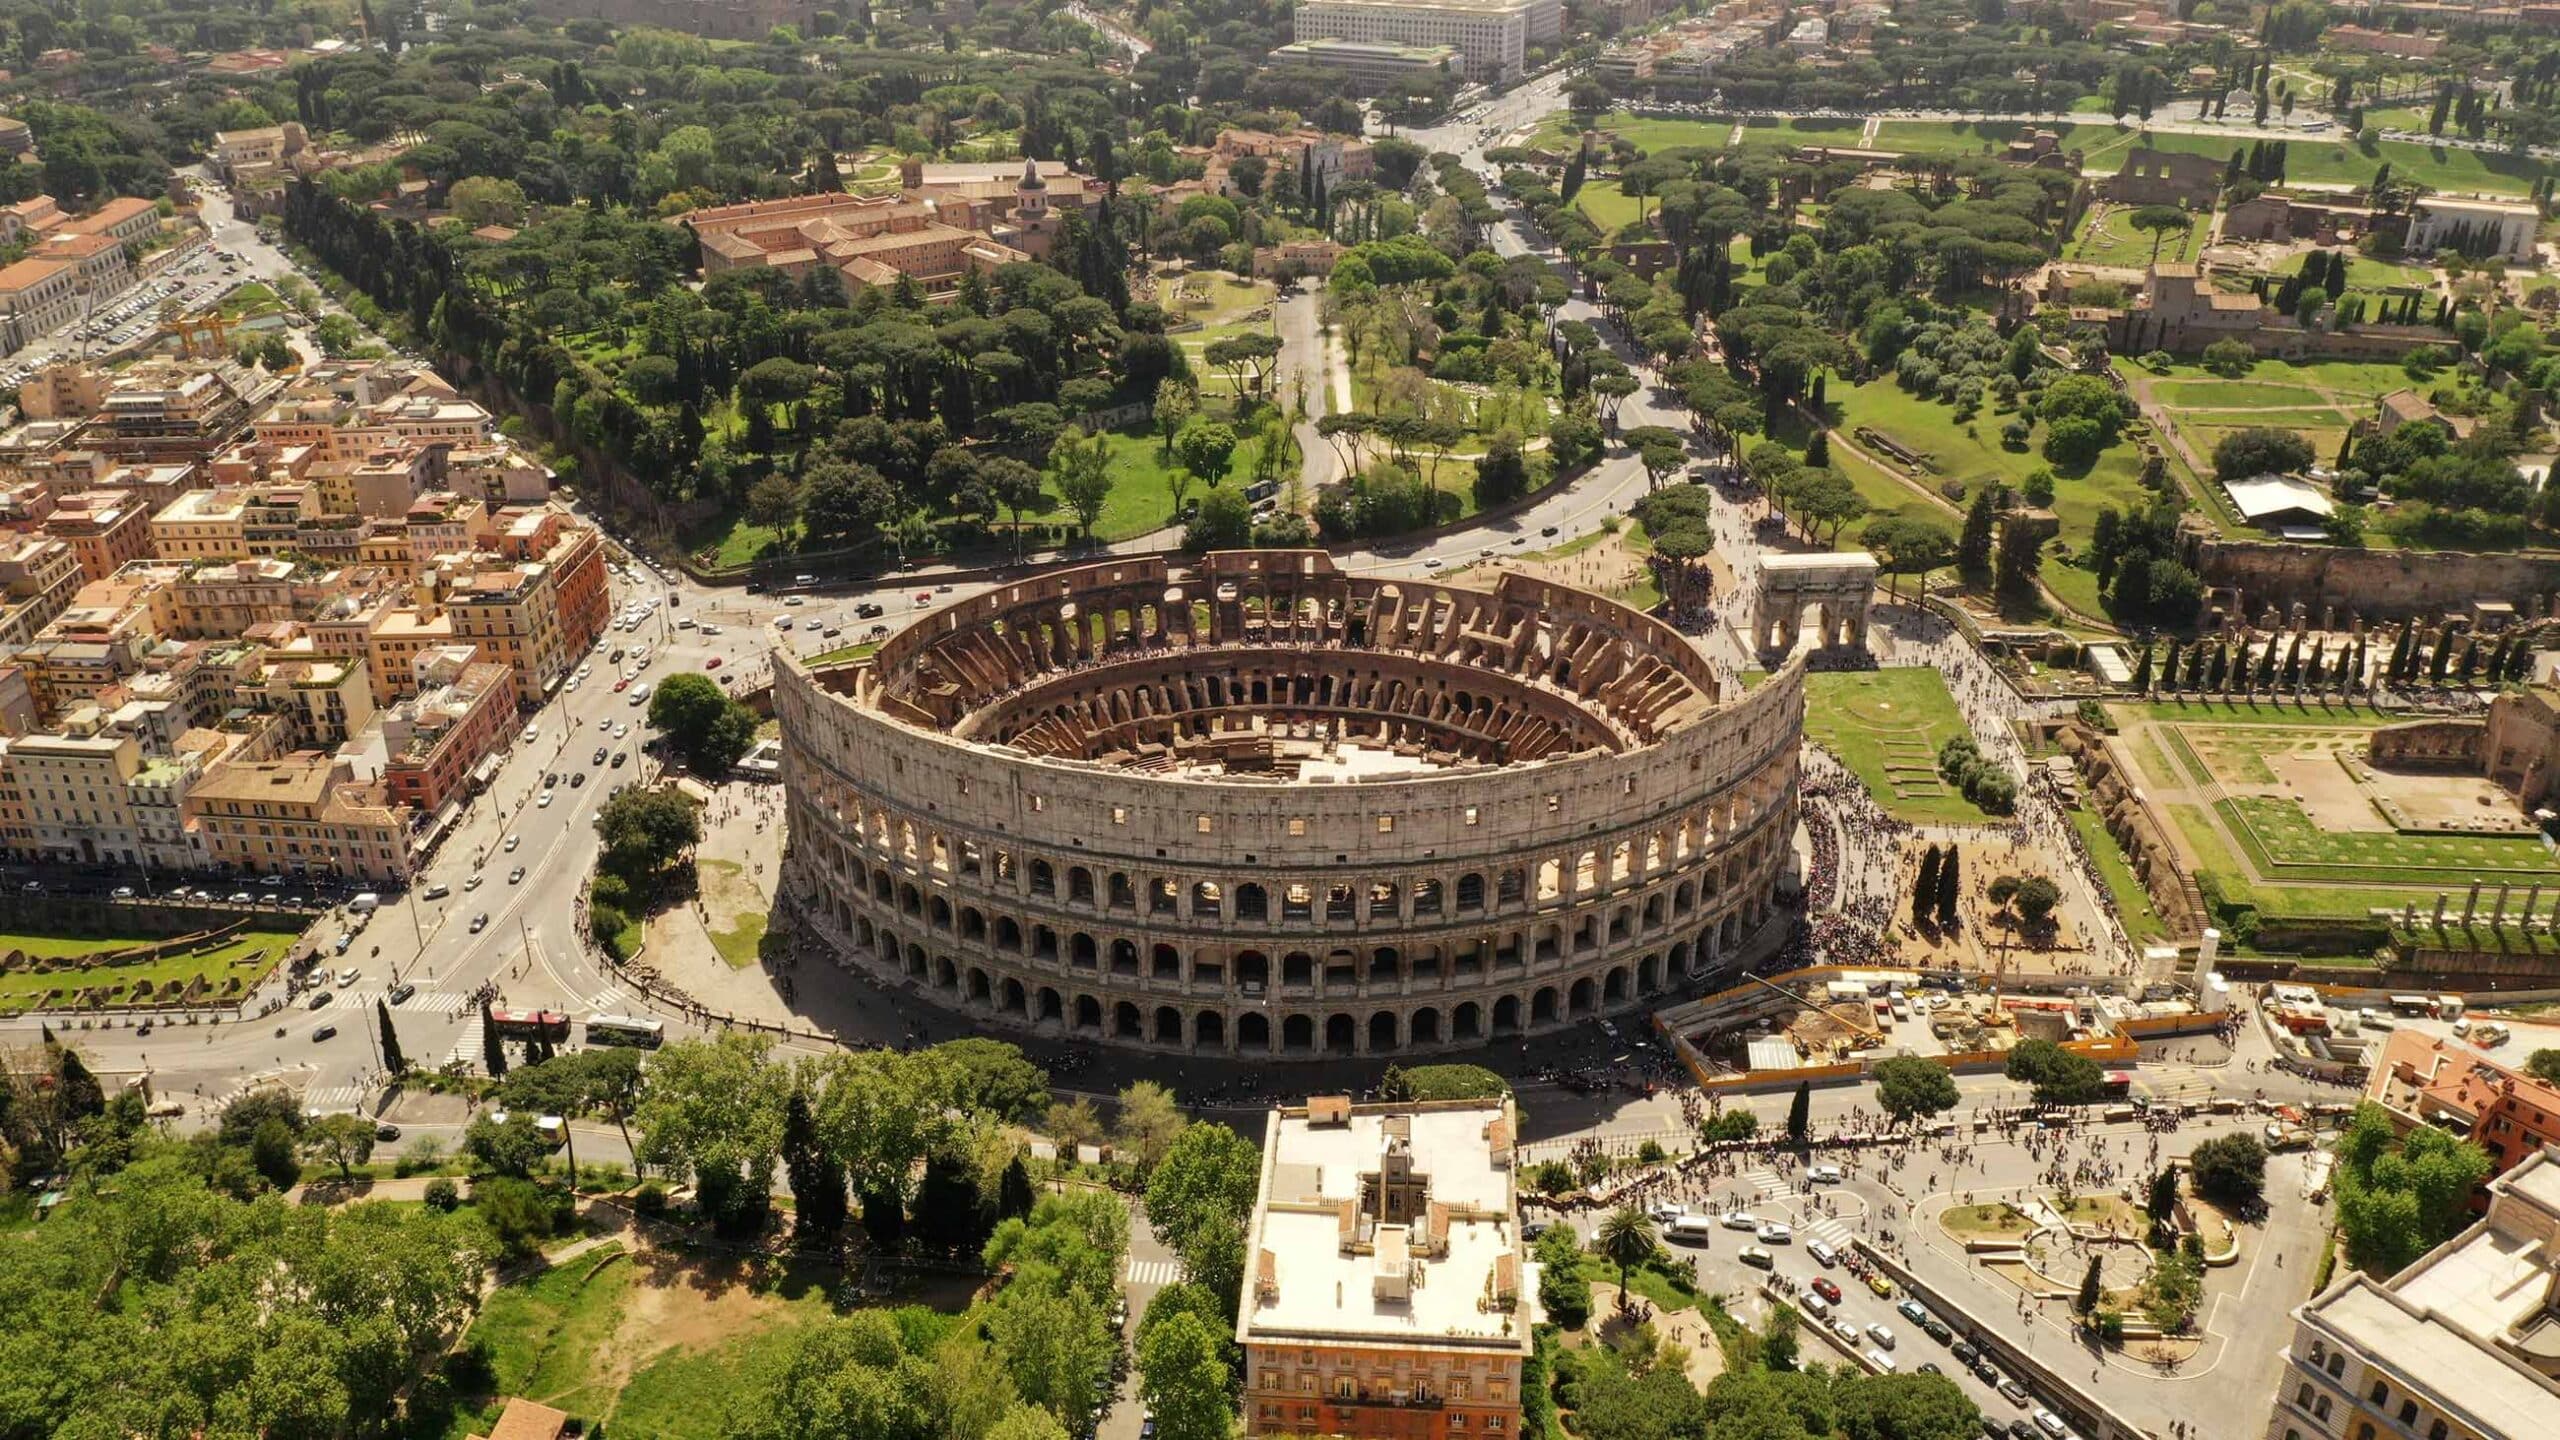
[1667,1216,1716,1245]
[348,892,380,913]
[676,615,696,630]
[2103,1105,2139,1123]
[1801,1292,1831,1320]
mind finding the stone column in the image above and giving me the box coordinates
[2465,880,2481,924]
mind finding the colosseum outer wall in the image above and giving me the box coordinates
[773,558,1808,1058]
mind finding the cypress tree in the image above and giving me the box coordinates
[1788,1080,1812,1146]
[2132,643,2155,694]
[480,1004,507,1078]
[1935,846,1961,926]
[1914,846,1942,928]
[781,1088,847,1246]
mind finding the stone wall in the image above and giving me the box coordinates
[2064,725,2207,939]
[2368,718,2487,769]
[2185,532,2560,623]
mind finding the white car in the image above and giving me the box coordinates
[1756,1222,1793,1244]
[1720,1210,1759,1231]
[612,722,629,738]
[504,834,522,852]
[1808,1239,1839,1266]
[1809,1164,1844,1183]
[1865,1323,1895,1350]
[1831,1318,1861,1345]
[538,792,554,807]
[1865,1348,1898,1374]
[699,623,722,636]
[1650,1203,1685,1225]
[2034,1411,2068,1439]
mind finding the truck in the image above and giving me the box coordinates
[348,892,380,913]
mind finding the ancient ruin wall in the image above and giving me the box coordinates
[2186,533,2560,625]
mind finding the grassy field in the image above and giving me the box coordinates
[680,513,785,571]
[0,924,302,1014]
[2067,802,2170,943]
[2120,697,2397,727]
[1573,179,1647,234]
[2215,796,2560,886]
[2069,203,2201,267]
[1025,422,1268,541]
[697,858,767,969]
[2150,380,2332,410]
[1833,377,2151,619]
[1802,668,1991,824]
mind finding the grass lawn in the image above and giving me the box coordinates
[1536,111,1738,155]
[803,640,881,667]
[1573,179,1646,234]
[2149,380,2333,410]
[0,924,301,1015]
[1163,273,1273,329]
[697,859,767,969]
[2283,253,2435,291]
[2122,697,2397,726]
[2215,796,2560,885]
[1871,119,2078,158]
[1026,422,1267,541]
[678,511,784,571]
[2067,802,2169,943]
[1834,377,2151,619]
[1802,668,1992,824]
[2070,203,2201,267]
[1940,1202,2036,1239]
[214,280,281,318]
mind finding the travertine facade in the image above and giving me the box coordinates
[776,552,1804,1058]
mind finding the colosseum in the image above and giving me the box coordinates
[773,551,1806,1059]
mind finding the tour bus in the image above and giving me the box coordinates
[584,1014,666,1048]
[488,1008,573,1042]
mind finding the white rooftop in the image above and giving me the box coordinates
[2226,474,2336,523]
[1241,1101,1529,1355]
[2301,1145,2560,1440]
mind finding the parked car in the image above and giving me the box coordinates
[1810,1277,1842,1304]
[312,1024,338,1042]
[307,991,334,1010]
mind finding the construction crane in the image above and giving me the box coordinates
[167,308,231,360]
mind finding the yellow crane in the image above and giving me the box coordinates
[167,309,231,360]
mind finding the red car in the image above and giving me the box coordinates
[611,678,629,691]
[1811,1278,1843,1305]
[705,656,723,669]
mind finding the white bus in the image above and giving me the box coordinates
[584,1014,665,1048]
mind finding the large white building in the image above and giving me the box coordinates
[2406,197,2542,265]
[2263,1142,2560,1440]
[1292,0,1560,82]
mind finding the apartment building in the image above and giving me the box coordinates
[152,485,324,561]
[233,651,376,750]
[16,361,106,421]
[39,489,155,582]
[380,655,516,812]
[367,606,458,700]
[164,559,364,641]
[434,508,606,698]
[1268,38,1459,90]
[1292,0,1560,81]
[60,196,161,248]
[2366,1027,2560,1211]
[2265,1143,2560,1440]
[85,361,272,462]
[0,704,210,870]
[187,749,412,882]
[0,537,82,646]
[681,191,1033,296]
[1239,1097,1530,1439]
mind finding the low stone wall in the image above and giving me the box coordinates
[2184,532,2560,625]
[1854,1238,2152,1440]
[2067,725,2208,939]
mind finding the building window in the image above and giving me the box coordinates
[1288,818,1308,836]
[1377,815,1394,834]
[2326,1354,2345,1379]
[1197,814,1213,834]
[2369,1383,2387,1405]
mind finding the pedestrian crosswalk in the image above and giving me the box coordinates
[1124,1258,1182,1287]
[310,984,473,1016]
[1738,1166,1854,1246]
[587,986,631,1013]
[304,1084,374,1112]
[447,1011,486,1069]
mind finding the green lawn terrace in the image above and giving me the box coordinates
[1800,668,1999,824]
[1872,120,2560,196]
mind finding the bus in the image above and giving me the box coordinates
[584,1014,665,1048]
[488,1008,571,1042]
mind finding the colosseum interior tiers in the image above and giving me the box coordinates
[773,551,1808,1058]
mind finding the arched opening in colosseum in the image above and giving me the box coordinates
[1454,1002,1483,1040]
[1034,926,1059,961]
[1412,946,1442,980]
[898,819,919,862]
[1061,932,1091,968]
[1671,940,1693,974]
[1114,1002,1143,1039]
[1492,996,1521,1034]
[967,969,992,1003]
[1535,926,1563,964]
[1645,834,1665,871]
[936,958,958,990]
[1110,939,1139,975]
[1196,1012,1224,1049]
[958,908,985,942]
[1535,860,1561,901]
[1075,995,1102,1030]
[1611,841,1633,882]
[872,872,892,902]
[1192,881,1221,917]
[1414,879,1443,916]
[1609,906,1633,944]
[1284,952,1315,986]
[1154,1006,1183,1045]
[1193,954,1222,987]
[1369,947,1400,982]
[1568,978,1596,1016]
[1235,883,1268,920]
[1531,987,1559,1024]
[1152,944,1181,979]
[1326,1014,1357,1054]
[1283,884,1313,921]
[1457,873,1485,911]
[930,897,953,931]
[1239,1013,1270,1050]
[1000,978,1027,1015]
[1238,951,1270,988]
[1068,867,1095,905]
[1326,884,1356,922]
[1030,859,1056,896]
[1324,949,1359,987]
[929,834,950,872]
[854,915,876,948]
[960,841,983,878]
[1604,968,1629,1004]
[1283,1014,1315,1052]
[1038,987,1062,1022]
[1642,894,1664,930]
[909,943,931,975]
[995,917,1023,952]
[1369,881,1400,919]
[1412,1008,1442,1044]
[899,883,922,917]
[1107,872,1136,909]
[1638,955,1661,993]
[1368,1012,1398,1052]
